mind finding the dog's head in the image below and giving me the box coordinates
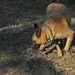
[32,23,47,50]
[32,23,47,44]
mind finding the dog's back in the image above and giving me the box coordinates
[46,3,71,25]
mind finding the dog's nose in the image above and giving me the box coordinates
[33,41,36,45]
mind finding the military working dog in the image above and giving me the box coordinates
[32,3,74,58]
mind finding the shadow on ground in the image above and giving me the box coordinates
[0,57,63,75]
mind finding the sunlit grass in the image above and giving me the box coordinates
[0,24,23,31]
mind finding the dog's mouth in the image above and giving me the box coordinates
[32,39,55,50]
[33,43,41,50]
[32,39,54,50]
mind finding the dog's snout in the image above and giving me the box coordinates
[33,41,35,44]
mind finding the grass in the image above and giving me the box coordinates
[0,52,12,66]
[0,1,75,75]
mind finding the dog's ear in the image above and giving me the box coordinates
[34,23,41,38]
[34,23,39,29]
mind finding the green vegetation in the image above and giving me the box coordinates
[0,52,12,66]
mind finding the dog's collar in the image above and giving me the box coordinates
[45,38,55,47]
[42,26,49,40]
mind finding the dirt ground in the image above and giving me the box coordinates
[0,1,75,75]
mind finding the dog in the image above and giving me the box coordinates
[32,3,74,58]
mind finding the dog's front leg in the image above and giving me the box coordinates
[39,44,45,51]
[55,44,62,58]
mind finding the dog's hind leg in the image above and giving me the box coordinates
[64,32,74,53]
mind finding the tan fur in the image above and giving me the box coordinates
[46,3,71,25]
[32,3,74,58]
[32,27,47,44]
